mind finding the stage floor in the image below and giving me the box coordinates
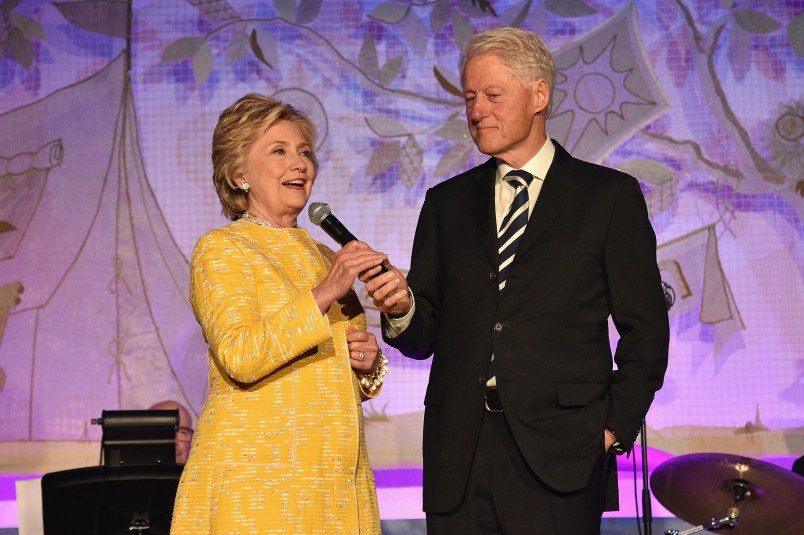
[7,454,799,533]
[381,518,696,534]
[0,518,697,535]
[2,470,698,534]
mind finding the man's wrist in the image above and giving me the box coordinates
[383,288,415,338]
[387,287,414,318]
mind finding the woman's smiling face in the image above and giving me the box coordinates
[237,119,317,227]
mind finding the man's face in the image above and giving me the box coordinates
[175,406,193,464]
[462,54,547,167]
[150,401,193,464]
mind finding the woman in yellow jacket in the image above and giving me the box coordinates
[171,93,409,534]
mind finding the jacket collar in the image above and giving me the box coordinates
[464,140,579,269]
[514,140,578,262]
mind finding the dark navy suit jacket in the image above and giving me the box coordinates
[383,141,670,513]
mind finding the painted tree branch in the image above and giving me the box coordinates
[673,0,785,184]
[205,18,461,107]
[641,130,743,180]
[706,23,784,184]
[674,0,704,53]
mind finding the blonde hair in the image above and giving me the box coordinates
[212,93,318,220]
[460,27,556,117]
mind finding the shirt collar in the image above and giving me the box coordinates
[495,137,555,184]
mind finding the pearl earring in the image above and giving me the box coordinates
[240,182,250,192]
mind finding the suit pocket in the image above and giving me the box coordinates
[556,381,608,408]
[424,380,442,406]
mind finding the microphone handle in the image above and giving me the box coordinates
[320,213,389,274]
[320,213,358,245]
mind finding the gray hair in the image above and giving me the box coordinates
[460,27,556,117]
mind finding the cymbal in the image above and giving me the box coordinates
[650,453,804,534]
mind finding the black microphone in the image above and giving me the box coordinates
[308,202,389,273]
[308,202,358,246]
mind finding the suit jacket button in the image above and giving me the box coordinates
[478,376,487,385]
[489,272,497,280]
[493,322,503,332]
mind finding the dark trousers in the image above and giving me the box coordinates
[426,411,608,535]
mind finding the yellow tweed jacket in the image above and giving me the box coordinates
[171,219,381,535]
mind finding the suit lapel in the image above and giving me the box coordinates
[513,141,578,263]
[464,158,498,266]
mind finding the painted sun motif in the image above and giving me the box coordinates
[553,36,650,148]
[547,5,667,162]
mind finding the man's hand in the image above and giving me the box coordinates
[361,264,411,317]
[604,428,618,453]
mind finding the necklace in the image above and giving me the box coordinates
[240,211,296,229]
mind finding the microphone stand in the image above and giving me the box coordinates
[645,282,674,535]
[641,419,652,535]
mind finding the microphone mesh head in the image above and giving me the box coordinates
[308,202,331,225]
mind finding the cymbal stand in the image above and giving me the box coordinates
[664,485,743,535]
[663,509,738,534]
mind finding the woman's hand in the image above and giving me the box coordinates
[346,325,379,373]
[312,241,387,313]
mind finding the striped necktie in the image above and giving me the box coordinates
[488,169,534,385]
[497,170,534,294]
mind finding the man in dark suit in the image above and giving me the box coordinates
[364,26,669,534]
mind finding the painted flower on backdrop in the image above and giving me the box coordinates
[768,101,804,196]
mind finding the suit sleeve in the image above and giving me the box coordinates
[382,189,440,360]
[604,176,670,450]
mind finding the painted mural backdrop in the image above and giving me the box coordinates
[0,0,802,480]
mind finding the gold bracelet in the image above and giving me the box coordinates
[359,350,389,393]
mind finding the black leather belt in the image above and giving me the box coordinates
[484,386,503,412]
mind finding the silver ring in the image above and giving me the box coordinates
[357,352,365,362]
